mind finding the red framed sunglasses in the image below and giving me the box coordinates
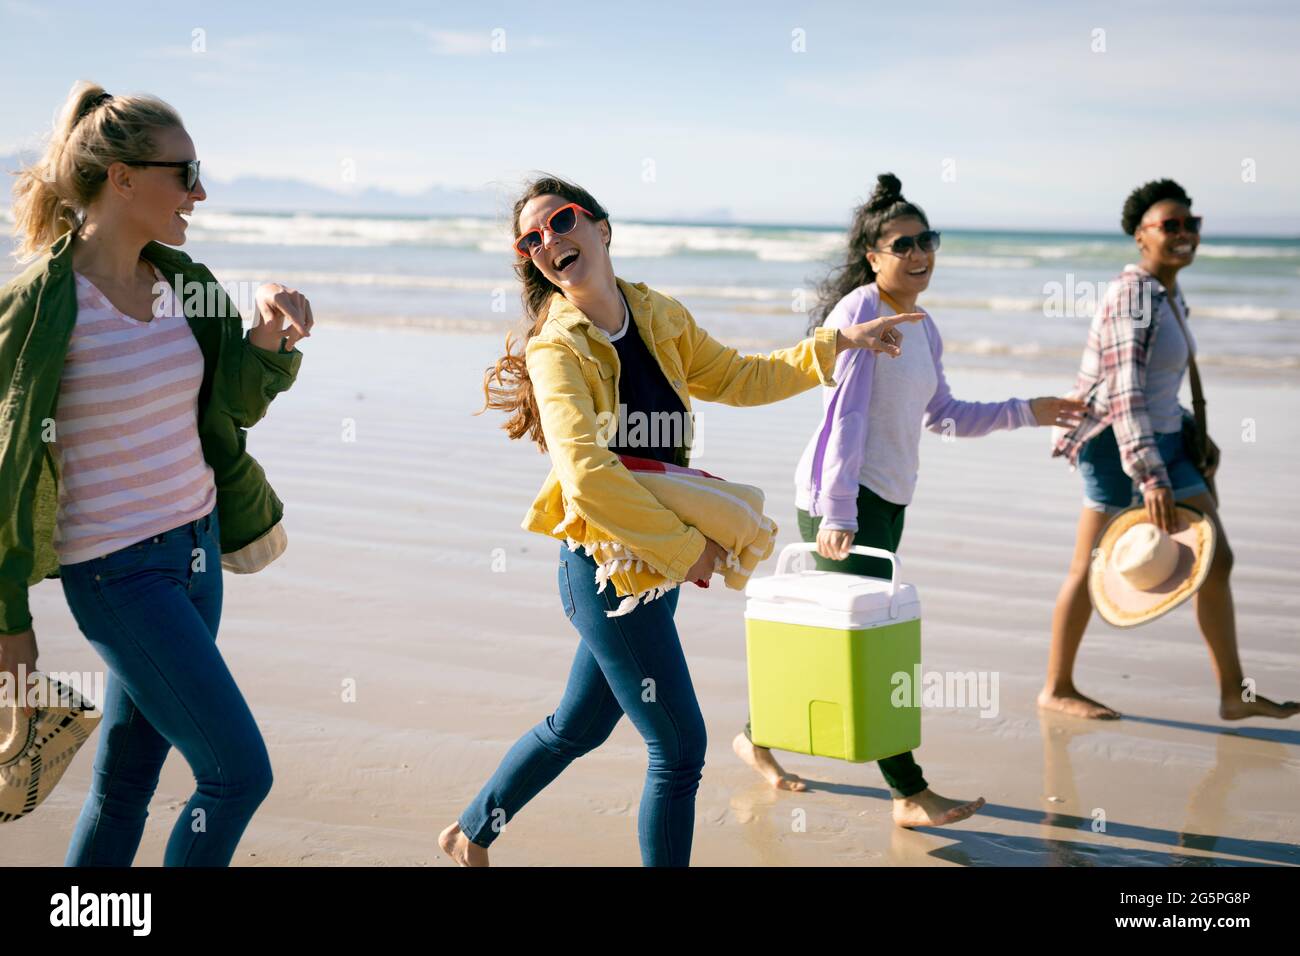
[514,202,594,257]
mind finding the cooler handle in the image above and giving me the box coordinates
[774,543,902,618]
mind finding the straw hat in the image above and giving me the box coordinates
[1,674,101,823]
[1089,505,1216,628]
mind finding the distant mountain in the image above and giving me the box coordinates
[6,153,1286,234]
[194,175,504,216]
[0,153,746,222]
[0,153,502,217]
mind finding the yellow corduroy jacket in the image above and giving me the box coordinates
[521,277,839,584]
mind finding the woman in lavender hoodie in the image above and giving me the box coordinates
[732,174,1087,827]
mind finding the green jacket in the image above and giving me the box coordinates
[0,233,302,634]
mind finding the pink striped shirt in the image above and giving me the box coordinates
[51,265,216,565]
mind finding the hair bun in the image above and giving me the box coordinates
[868,173,903,211]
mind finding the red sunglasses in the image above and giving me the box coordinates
[514,202,593,258]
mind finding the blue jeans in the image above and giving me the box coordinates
[1078,426,1210,514]
[59,508,273,866]
[458,543,707,866]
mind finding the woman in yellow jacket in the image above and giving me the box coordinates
[439,175,918,866]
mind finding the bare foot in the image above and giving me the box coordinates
[438,822,489,867]
[732,732,806,791]
[892,789,986,829]
[1037,687,1121,720]
[1220,695,1300,720]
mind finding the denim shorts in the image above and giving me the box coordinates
[1078,426,1209,514]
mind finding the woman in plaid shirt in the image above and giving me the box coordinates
[1041,179,1298,722]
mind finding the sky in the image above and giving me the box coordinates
[2,0,1298,232]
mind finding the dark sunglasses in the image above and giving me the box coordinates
[1142,216,1202,236]
[873,229,941,257]
[514,202,593,258]
[125,159,201,191]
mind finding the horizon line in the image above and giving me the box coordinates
[1,203,1297,242]
[144,207,1300,241]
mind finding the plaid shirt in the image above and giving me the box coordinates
[1051,264,1188,493]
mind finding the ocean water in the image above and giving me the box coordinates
[4,210,1298,378]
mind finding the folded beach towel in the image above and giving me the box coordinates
[553,454,778,617]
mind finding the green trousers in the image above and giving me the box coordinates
[743,483,928,799]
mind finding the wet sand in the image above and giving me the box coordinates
[4,324,1297,866]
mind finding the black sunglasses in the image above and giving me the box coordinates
[125,159,201,191]
[873,229,941,257]
[1143,216,1202,236]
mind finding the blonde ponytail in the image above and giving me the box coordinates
[9,80,184,261]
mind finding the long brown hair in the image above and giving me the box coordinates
[477,175,611,451]
[10,80,184,261]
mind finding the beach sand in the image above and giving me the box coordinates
[4,324,1297,866]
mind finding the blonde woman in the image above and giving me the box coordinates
[0,82,312,865]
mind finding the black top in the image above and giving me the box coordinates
[604,295,691,468]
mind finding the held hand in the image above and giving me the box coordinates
[1030,396,1088,428]
[0,628,38,718]
[816,527,855,562]
[685,536,727,585]
[1143,485,1178,534]
[836,313,925,358]
[250,283,314,353]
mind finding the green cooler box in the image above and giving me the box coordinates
[745,543,921,762]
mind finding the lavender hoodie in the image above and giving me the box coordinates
[794,283,1036,531]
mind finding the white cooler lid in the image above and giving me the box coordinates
[745,569,920,630]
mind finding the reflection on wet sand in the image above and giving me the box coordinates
[725,709,1298,867]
